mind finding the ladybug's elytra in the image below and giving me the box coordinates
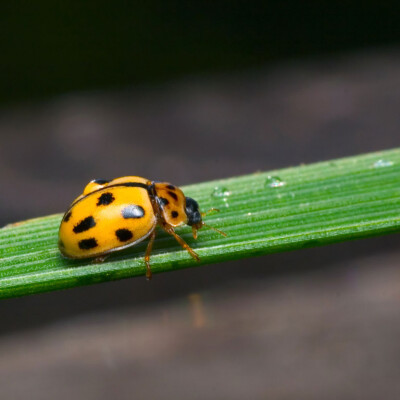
[58,176,226,279]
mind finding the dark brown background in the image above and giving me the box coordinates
[1,3,400,399]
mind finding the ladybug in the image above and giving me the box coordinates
[58,176,226,279]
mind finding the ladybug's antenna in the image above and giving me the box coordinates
[191,206,227,239]
[201,208,220,217]
[202,222,227,237]
[198,208,227,237]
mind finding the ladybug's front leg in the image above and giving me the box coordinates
[161,223,200,262]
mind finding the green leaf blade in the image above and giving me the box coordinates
[1,148,400,298]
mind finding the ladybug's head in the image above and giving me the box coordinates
[185,196,227,240]
[185,197,202,228]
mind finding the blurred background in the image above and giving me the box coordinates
[1,1,400,399]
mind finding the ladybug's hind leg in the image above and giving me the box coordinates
[93,255,109,263]
[162,224,200,262]
[144,230,157,280]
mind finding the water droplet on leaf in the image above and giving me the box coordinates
[211,186,231,207]
[373,159,393,168]
[211,187,231,198]
[265,176,286,188]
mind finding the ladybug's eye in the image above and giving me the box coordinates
[185,197,202,226]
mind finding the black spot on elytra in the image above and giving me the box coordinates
[116,228,133,242]
[93,179,110,185]
[73,216,96,233]
[159,197,169,207]
[168,191,178,201]
[122,205,145,219]
[63,211,72,222]
[78,238,98,249]
[166,185,175,190]
[97,192,115,206]
[171,211,179,218]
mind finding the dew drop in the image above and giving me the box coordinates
[211,186,231,208]
[265,176,286,188]
[211,186,231,198]
[373,159,393,168]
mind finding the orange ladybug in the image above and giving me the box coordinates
[58,176,226,279]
